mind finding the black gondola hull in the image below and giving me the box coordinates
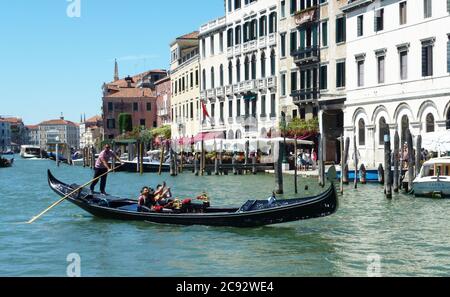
[48,170,338,227]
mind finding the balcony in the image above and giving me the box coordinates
[227,47,233,58]
[267,76,277,90]
[243,116,258,133]
[225,85,233,96]
[291,88,319,104]
[294,6,319,27]
[227,117,234,125]
[258,36,267,49]
[268,33,276,46]
[234,44,241,56]
[216,87,225,98]
[206,89,216,99]
[200,91,207,101]
[233,83,240,94]
[157,108,169,117]
[243,80,256,92]
[257,78,267,90]
[292,46,319,65]
[242,40,258,54]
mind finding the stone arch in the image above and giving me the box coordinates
[443,99,450,120]
[393,102,414,123]
[371,105,391,125]
[417,100,439,121]
[352,107,369,127]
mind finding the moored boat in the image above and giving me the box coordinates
[20,145,41,159]
[47,170,338,227]
[413,157,450,198]
[0,157,14,168]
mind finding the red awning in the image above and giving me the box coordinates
[193,131,224,143]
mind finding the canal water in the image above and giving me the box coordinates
[0,156,449,277]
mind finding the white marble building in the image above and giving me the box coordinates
[342,0,450,167]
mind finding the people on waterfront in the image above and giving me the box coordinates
[311,148,317,170]
[402,143,409,169]
[89,144,123,195]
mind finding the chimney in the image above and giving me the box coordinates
[114,59,119,81]
[125,75,133,88]
[60,112,64,120]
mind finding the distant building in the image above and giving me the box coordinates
[155,76,172,127]
[0,119,11,151]
[2,117,28,146]
[102,60,168,139]
[38,116,80,150]
[79,115,104,149]
[170,31,201,140]
[26,125,39,146]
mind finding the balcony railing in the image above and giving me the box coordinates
[234,44,241,56]
[294,6,319,27]
[200,91,207,101]
[243,80,256,92]
[225,85,233,96]
[157,108,169,117]
[216,87,225,98]
[257,78,267,90]
[258,36,267,49]
[291,88,319,104]
[268,33,276,46]
[233,83,240,94]
[292,46,319,65]
[227,47,233,58]
[267,76,277,89]
[206,89,216,98]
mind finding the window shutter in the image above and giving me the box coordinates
[357,17,362,36]
[447,40,450,73]
[312,25,318,47]
[448,0,450,13]
[300,28,305,49]
[422,47,428,76]
[380,57,385,83]
[374,11,378,31]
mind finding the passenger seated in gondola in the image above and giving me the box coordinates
[154,182,173,207]
[137,186,156,212]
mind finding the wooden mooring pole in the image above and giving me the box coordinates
[343,137,350,185]
[294,136,298,194]
[340,134,344,194]
[393,131,400,193]
[384,134,392,199]
[416,135,422,177]
[407,129,414,192]
[353,135,358,189]
[274,141,284,195]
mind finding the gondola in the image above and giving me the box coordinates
[0,157,14,168]
[47,170,338,227]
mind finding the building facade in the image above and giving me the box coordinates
[200,0,280,140]
[2,117,28,147]
[39,117,80,149]
[155,76,172,128]
[80,115,103,149]
[170,32,202,140]
[26,125,39,146]
[102,64,167,139]
[343,0,450,167]
[0,119,11,151]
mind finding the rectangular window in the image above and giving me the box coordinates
[190,102,194,119]
[375,9,384,32]
[399,2,407,25]
[424,0,432,18]
[261,95,266,116]
[210,35,215,56]
[300,108,305,120]
[336,61,346,88]
[220,102,224,121]
[107,119,115,129]
[202,39,206,58]
[357,60,365,87]
[219,32,224,53]
[448,0,450,13]
[237,99,241,117]
[281,0,286,18]
[422,43,433,77]
[190,73,194,88]
[196,70,199,86]
[281,33,286,57]
[211,103,215,118]
[228,100,233,118]
[357,15,363,37]
[290,0,297,15]
[270,94,276,118]
[146,102,152,111]
[322,22,328,46]
[107,102,113,112]
[133,102,138,112]
[377,56,385,84]
[336,16,346,43]
[291,71,298,92]
[281,73,286,96]
[290,31,297,54]
[140,119,146,127]
[447,35,450,73]
[400,51,408,80]
[320,65,327,90]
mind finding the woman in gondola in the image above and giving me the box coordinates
[137,187,156,212]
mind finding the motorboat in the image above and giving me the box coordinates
[20,145,41,159]
[413,157,450,198]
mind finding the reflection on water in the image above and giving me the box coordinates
[1,157,450,276]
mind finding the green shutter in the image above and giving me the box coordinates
[300,28,305,49]
[322,22,328,47]
[448,0,450,13]
[312,25,318,47]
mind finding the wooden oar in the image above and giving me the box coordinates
[27,164,124,224]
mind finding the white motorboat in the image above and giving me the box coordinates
[413,157,450,198]
[20,145,41,159]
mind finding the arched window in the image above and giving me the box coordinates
[236,59,241,83]
[228,130,234,140]
[243,22,249,42]
[228,61,233,85]
[447,109,450,130]
[227,28,234,48]
[219,64,224,87]
[426,113,435,133]
[202,69,207,90]
[401,115,409,145]
[235,129,242,139]
[358,119,366,146]
[210,67,215,89]
[261,52,266,78]
[251,54,257,80]
[259,16,267,37]
[270,49,276,76]
[250,19,258,40]
[244,56,250,81]
[235,26,241,45]
[269,12,277,34]
[379,117,389,145]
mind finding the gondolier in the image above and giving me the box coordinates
[90,144,122,195]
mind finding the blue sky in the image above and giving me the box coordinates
[0,0,224,125]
